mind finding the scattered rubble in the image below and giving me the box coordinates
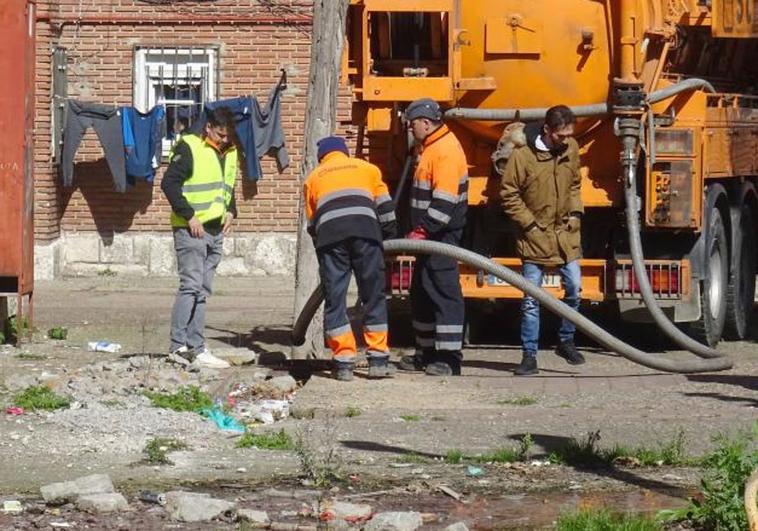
[165,491,235,522]
[363,511,424,531]
[444,523,470,531]
[75,492,129,513]
[40,474,115,504]
[319,499,373,524]
[236,508,270,524]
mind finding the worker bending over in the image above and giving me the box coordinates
[303,136,398,381]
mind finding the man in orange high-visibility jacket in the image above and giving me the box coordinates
[400,98,469,377]
[304,136,398,381]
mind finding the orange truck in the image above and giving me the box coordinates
[343,0,758,347]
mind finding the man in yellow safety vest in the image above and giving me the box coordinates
[161,107,238,369]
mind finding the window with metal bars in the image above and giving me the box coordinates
[133,46,219,156]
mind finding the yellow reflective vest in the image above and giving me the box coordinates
[170,134,238,228]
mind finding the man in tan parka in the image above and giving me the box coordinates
[500,105,586,376]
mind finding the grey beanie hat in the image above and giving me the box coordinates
[405,98,442,121]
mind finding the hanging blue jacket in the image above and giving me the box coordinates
[122,105,166,183]
[190,97,259,181]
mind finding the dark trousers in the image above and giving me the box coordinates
[62,100,127,192]
[317,238,389,358]
[410,229,465,361]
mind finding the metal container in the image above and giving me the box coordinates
[0,0,36,335]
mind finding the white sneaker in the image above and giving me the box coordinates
[168,345,193,366]
[192,349,231,369]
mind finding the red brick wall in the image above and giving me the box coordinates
[33,0,337,242]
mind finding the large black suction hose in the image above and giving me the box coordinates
[618,121,724,360]
[292,239,732,373]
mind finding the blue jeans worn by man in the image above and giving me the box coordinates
[520,260,585,373]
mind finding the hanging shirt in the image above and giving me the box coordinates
[251,82,290,179]
[121,105,166,183]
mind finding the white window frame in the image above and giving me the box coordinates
[133,47,219,155]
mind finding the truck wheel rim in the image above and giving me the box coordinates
[709,242,723,318]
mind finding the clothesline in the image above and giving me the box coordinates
[59,76,290,193]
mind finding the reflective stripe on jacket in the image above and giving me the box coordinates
[410,125,469,234]
[304,151,397,249]
[170,134,238,227]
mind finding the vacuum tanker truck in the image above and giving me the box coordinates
[343,0,758,347]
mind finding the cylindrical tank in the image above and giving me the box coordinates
[453,1,621,142]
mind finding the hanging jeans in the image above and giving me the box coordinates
[62,100,127,192]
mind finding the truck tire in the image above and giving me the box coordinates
[725,203,756,340]
[690,205,729,346]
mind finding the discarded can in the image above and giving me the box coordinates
[138,490,166,505]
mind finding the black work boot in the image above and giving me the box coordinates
[333,357,356,382]
[555,340,586,365]
[514,355,538,376]
[367,354,396,379]
[425,351,462,377]
[398,350,430,372]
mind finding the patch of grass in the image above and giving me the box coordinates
[430,415,447,422]
[344,405,362,418]
[143,437,188,465]
[445,449,464,464]
[496,396,538,406]
[47,326,68,340]
[550,430,697,469]
[659,425,758,531]
[611,430,697,467]
[144,385,212,412]
[97,268,117,277]
[395,453,431,464]
[14,386,70,411]
[15,352,48,360]
[236,429,294,450]
[473,447,520,464]
[399,414,421,422]
[556,508,662,531]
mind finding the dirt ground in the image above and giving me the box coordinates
[0,276,756,529]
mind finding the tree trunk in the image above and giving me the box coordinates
[291,0,349,359]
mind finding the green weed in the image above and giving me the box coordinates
[47,326,68,340]
[400,414,421,422]
[497,396,538,406]
[659,426,758,531]
[556,508,661,531]
[473,447,520,464]
[97,268,117,277]
[4,315,33,344]
[143,437,188,465]
[395,453,431,464]
[14,386,70,411]
[445,449,464,464]
[144,385,212,412]
[344,405,362,418]
[15,352,47,360]
[550,430,697,468]
[236,429,294,450]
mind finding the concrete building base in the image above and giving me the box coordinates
[33,232,297,280]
